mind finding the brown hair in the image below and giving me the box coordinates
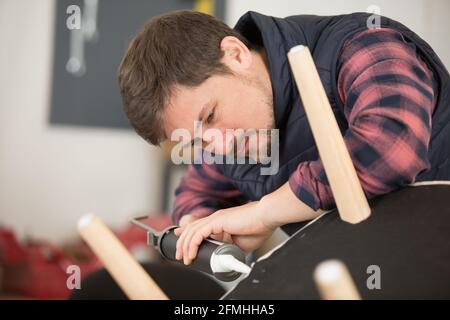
[118,10,251,145]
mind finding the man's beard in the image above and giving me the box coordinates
[228,73,275,163]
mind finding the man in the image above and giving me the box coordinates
[118,10,449,266]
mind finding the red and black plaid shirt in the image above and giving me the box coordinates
[172,28,438,223]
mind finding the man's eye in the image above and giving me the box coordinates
[206,110,215,124]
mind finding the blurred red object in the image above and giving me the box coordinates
[0,214,172,299]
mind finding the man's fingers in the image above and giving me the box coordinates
[209,234,224,241]
[178,220,201,264]
[175,214,227,265]
[209,232,231,243]
[182,221,205,265]
[188,226,213,260]
[187,220,225,261]
[174,227,183,237]
[174,227,184,259]
[176,224,192,260]
[222,232,234,244]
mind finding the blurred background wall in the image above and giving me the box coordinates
[0,0,163,241]
[0,0,448,242]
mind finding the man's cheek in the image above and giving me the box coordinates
[202,129,228,155]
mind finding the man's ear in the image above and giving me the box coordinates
[219,36,252,71]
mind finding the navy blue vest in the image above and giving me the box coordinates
[216,11,450,202]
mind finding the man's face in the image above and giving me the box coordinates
[164,36,274,160]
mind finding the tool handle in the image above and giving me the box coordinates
[314,260,361,300]
[78,214,168,300]
[287,45,371,224]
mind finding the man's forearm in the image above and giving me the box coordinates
[178,182,324,229]
[258,182,323,229]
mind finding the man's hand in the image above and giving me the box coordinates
[179,213,200,227]
[174,182,322,265]
[174,201,276,265]
[179,212,234,243]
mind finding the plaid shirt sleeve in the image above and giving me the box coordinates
[289,28,438,210]
[171,163,248,224]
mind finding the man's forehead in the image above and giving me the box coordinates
[163,86,205,137]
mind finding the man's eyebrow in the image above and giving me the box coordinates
[181,100,213,148]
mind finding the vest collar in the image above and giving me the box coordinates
[234,11,308,129]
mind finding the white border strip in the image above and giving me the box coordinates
[255,210,332,262]
[409,180,450,187]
